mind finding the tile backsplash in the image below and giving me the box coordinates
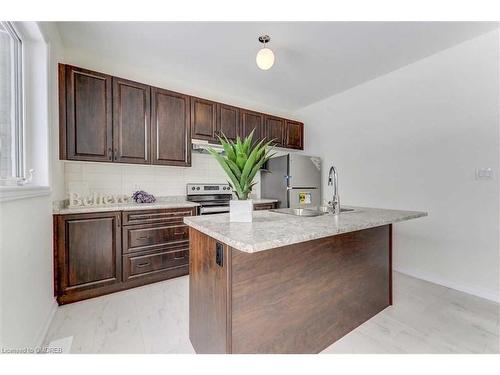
[64,152,261,199]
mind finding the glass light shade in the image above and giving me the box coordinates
[256,47,275,70]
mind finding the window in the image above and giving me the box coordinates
[0,22,23,182]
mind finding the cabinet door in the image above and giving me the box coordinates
[285,120,304,150]
[240,109,264,144]
[63,65,113,161]
[113,77,151,164]
[191,97,217,141]
[56,212,121,297]
[216,103,239,141]
[151,87,191,166]
[265,115,285,147]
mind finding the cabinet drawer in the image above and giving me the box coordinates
[123,245,189,281]
[122,208,195,226]
[123,223,188,254]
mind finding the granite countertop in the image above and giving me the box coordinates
[53,196,277,215]
[53,197,199,215]
[184,206,427,253]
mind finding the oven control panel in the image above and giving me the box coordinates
[186,183,232,195]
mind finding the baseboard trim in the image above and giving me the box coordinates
[394,267,500,304]
[33,297,58,349]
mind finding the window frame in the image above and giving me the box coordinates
[1,21,24,180]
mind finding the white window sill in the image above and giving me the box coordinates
[0,185,51,202]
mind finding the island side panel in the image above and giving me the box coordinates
[189,228,231,353]
[230,225,391,354]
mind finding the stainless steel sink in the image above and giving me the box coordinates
[270,207,356,217]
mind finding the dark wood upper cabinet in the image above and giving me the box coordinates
[61,64,113,161]
[285,120,304,150]
[240,109,264,143]
[265,115,285,147]
[55,212,121,299]
[151,87,191,166]
[191,97,217,142]
[112,77,151,164]
[216,103,239,141]
[59,63,305,166]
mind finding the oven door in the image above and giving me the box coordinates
[199,205,230,215]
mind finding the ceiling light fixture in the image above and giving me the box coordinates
[256,35,274,71]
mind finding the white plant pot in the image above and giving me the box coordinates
[230,199,253,222]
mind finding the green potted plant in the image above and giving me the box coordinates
[208,131,274,222]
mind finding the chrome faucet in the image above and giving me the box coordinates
[328,165,340,214]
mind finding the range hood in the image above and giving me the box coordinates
[192,139,224,154]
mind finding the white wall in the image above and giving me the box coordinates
[296,30,500,302]
[0,22,64,349]
[0,198,56,349]
[42,22,66,201]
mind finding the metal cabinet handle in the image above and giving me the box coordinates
[136,262,151,268]
[137,235,150,240]
[174,251,186,259]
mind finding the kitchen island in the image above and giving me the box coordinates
[184,207,426,353]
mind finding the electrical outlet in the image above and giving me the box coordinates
[215,242,224,267]
[475,168,494,180]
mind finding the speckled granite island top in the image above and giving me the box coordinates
[184,207,427,253]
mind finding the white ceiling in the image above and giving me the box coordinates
[56,22,498,112]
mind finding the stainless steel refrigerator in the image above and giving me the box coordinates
[261,154,321,209]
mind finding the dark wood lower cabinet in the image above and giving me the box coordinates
[54,207,196,305]
[189,225,392,353]
[253,202,277,211]
[123,243,189,282]
[54,212,121,305]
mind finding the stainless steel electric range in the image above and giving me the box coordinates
[186,183,232,215]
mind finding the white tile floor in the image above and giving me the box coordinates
[44,272,500,354]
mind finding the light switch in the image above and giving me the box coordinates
[475,168,494,180]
